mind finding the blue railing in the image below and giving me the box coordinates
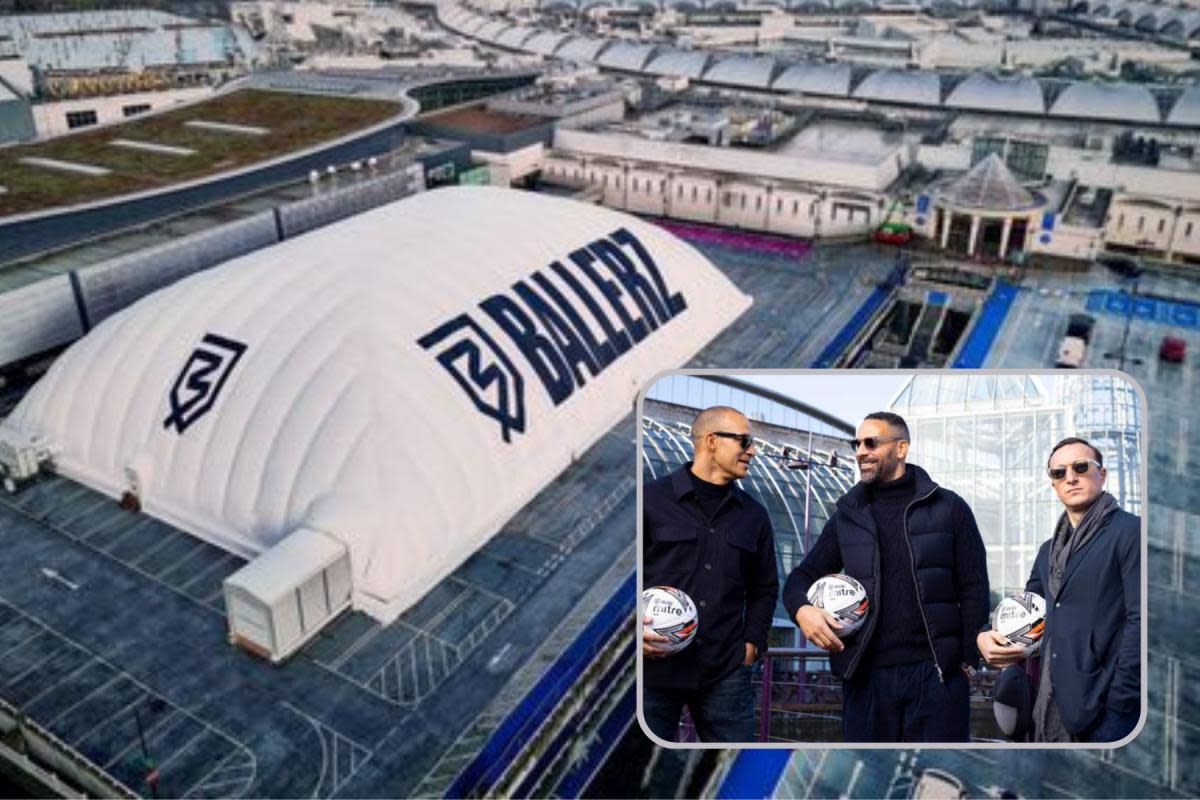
[952,280,1019,368]
[810,285,891,368]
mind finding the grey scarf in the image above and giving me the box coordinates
[1034,492,1120,742]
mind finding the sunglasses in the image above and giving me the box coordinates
[712,431,755,450]
[849,435,904,451]
[1048,458,1102,481]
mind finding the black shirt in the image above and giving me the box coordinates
[689,468,732,521]
[860,469,930,670]
[643,463,779,690]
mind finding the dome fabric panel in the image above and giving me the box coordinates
[8,187,752,623]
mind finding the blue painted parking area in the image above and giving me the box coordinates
[1086,289,1200,328]
[717,750,792,799]
[952,281,1019,368]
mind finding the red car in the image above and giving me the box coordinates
[1160,336,1186,363]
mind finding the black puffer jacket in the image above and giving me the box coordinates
[783,464,990,681]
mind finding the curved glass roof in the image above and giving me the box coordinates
[524,30,570,55]
[457,14,490,34]
[1168,85,1200,126]
[497,25,538,49]
[1161,10,1200,37]
[945,73,1045,114]
[597,41,658,71]
[557,36,611,62]
[890,374,1048,414]
[645,48,712,78]
[772,62,853,96]
[703,55,779,89]
[1050,81,1161,123]
[475,20,509,41]
[852,69,942,106]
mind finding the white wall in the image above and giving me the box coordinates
[32,87,213,139]
[472,142,544,182]
[625,167,668,216]
[542,148,875,237]
[1105,197,1179,253]
[917,143,972,172]
[1030,221,1102,261]
[1173,209,1200,261]
[766,186,820,238]
[554,127,901,192]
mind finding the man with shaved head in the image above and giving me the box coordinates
[641,405,779,743]
[783,411,989,742]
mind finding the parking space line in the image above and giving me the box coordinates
[132,529,188,568]
[71,687,150,749]
[102,709,180,770]
[1174,512,1186,593]
[841,759,864,799]
[43,674,120,727]
[75,512,128,543]
[152,727,209,773]
[19,654,94,708]
[1,645,60,688]
[450,575,512,607]
[178,552,238,592]
[327,623,383,672]
[0,596,256,768]
[58,495,118,530]
[96,517,153,554]
[153,540,211,580]
[1,496,225,619]
[1177,418,1188,476]
[182,743,240,797]
[0,628,45,663]
[805,749,828,798]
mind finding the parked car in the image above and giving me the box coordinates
[1066,313,1096,343]
[1160,335,1187,363]
[1098,253,1144,278]
[1055,336,1086,368]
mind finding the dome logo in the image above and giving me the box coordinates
[163,332,248,435]
[419,227,687,443]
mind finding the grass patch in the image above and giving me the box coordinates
[0,89,402,216]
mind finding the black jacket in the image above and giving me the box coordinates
[643,464,779,690]
[1028,507,1141,734]
[783,464,990,681]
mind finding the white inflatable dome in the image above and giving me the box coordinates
[7,187,752,622]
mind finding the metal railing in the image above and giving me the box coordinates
[756,648,1010,743]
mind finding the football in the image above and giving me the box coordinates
[642,586,698,655]
[991,591,1047,656]
[806,574,869,637]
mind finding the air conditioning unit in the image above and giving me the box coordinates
[0,426,53,494]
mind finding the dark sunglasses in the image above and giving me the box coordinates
[1048,458,1102,481]
[849,435,904,451]
[712,431,755,450]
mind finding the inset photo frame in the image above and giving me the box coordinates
[636,370,1147,750]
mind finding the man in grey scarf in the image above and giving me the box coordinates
[978,437,1142,742]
